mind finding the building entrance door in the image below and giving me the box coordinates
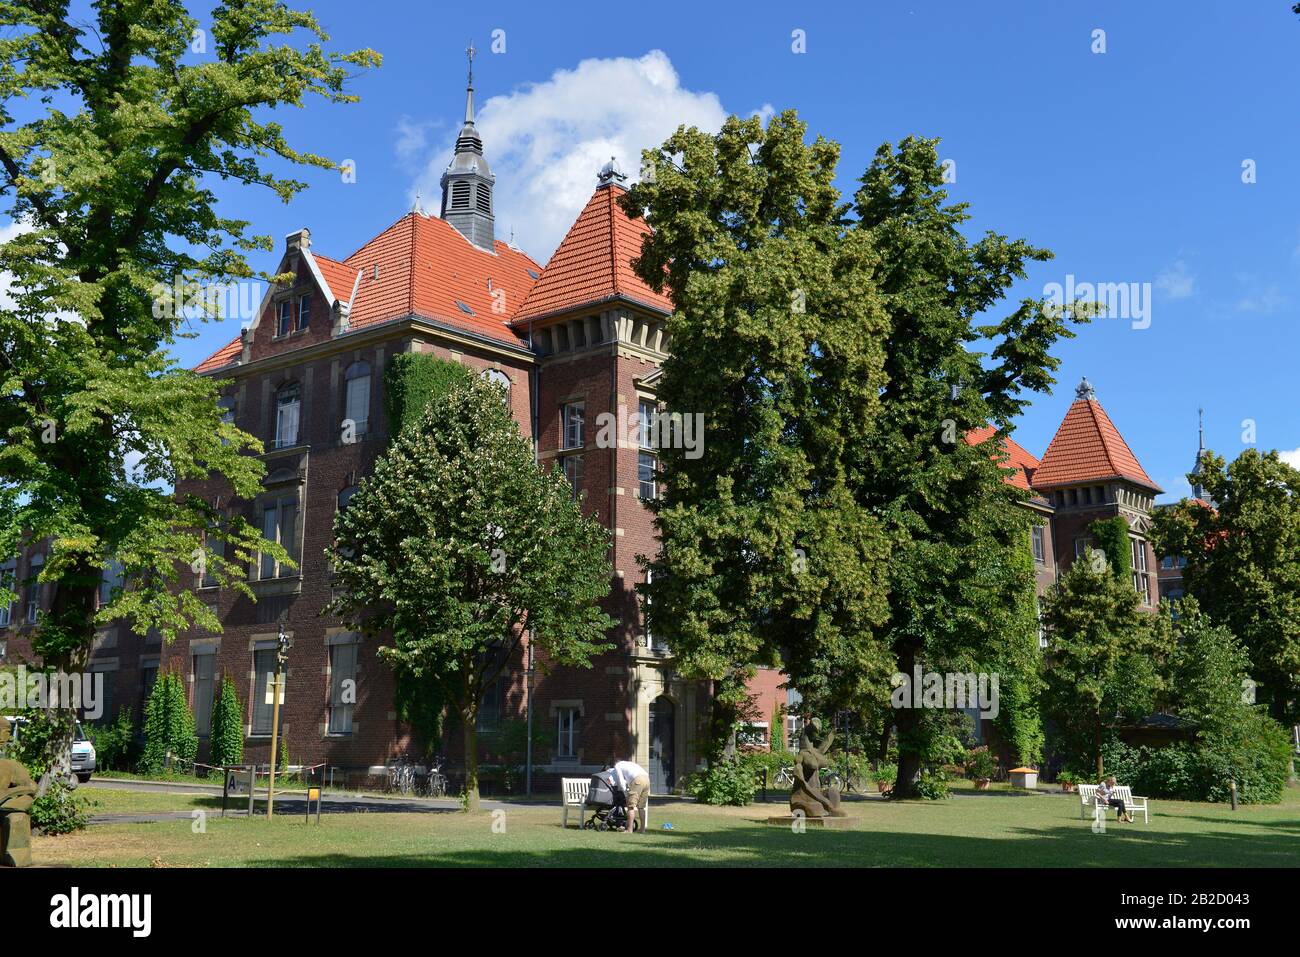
[648,696,676,793]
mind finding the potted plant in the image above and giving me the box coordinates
[965,747,998,789]
[1058,769,1076,793]
[873,762,897,795]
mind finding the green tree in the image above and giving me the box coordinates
[0,0,378,789]
[1150,449,1300,723]
[326,375,616,811]
[139,669,197,775]
[208,675,244,767]
[844,137,1077,796]
[1041,560,1169,779]
[623,111,895,766]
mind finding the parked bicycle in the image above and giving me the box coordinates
[386,756,417,796]
[423,757,448,798]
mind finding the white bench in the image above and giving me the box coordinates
[1078,783,1149,823]
[561,777,588,828]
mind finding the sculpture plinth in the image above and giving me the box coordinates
[0,717,37,867]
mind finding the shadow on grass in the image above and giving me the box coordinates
[236,816,1300,869]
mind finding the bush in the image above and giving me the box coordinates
[964,746,998,780]
[30,779,91,835]
[912,769,950,800]
[1099,711,1292,804]
[739,748,789,786]
[686,760,758,806]
[873,761,898,784]
[208,676,245,768]
[88,710,138,772]
[139,670,198,775]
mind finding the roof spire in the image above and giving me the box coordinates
[412,190,424,215]
[596,155,627,189]
[1192,407,1207,501]
[465,41,476,124]
[1075,376,1096,401]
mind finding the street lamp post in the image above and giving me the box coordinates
[266,623,289,819]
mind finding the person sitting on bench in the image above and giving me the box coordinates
[1097,775,1133,823]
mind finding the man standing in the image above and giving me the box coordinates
[612,756,650,833]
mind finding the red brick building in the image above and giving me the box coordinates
[0,75,1165,793]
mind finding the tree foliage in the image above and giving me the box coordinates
[1040,561,1171,778]
[208,674,244,767]
[326,374,616,810]
[624,120,1077,791]
[1150,449,1300,722]
[0,0,378,784]
[139,668,197,774]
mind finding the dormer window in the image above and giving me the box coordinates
[277,300,292,337]
[297,294,311,331]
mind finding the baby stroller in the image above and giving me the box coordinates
[582,768,634,831]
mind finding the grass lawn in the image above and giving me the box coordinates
[32,782,1300,868]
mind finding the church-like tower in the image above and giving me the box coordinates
[440,44,495,251]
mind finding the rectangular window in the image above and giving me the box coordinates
[638,452,657,500]
[1131,537,1150,604]
[1073,537,1092,560]
[277,300,292,337]
[275,394,300,448]
[251,648,280,736]
[193,653,216,738]
[562,401,585,450]
[89,668,116,725]
[297,294,311,331]
[1037,597,1048,649]
[259,497,298,580]
[477,676,504,732]
[329,641,358,735]
[0,559,15,627]
[556,707,581,759]
[1031,525,1045,564]
[25,555,43,624]
[99,559,124,609]
[202,530,223,588]
[345,372,370,435]
[563,455,583,500]
[638,400,657,450]
[139,664,158,724]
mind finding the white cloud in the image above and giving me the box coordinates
[412,50,766,262]
[1279,448,1300,469]
[0,217,27,312]
[1155,259,1195,300]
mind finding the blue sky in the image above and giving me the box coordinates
[147,2,1300,498]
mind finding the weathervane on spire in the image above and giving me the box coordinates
[467,41,475,87]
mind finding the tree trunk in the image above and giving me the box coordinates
[1094,715,1104,781]
[36,573,97,796]
[461,710,480,812]
[892,644,921,799]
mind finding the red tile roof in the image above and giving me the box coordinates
[966,426,1041,491]
[1032,398,1161,492]
[194,213,544,373]
[512,183,671,324]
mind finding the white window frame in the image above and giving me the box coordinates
[563,454,583,500]
[556,706,581,760]
[275,383,301,448]
[344,362,370,436]
[25,554,43,624]
[328,638,359,735]
[638,451,657,500]
[277,299,292,337]
[562,401,585,450]
[259,495,299,580]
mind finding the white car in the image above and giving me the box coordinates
[2,715,96,784]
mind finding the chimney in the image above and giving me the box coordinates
[285,228,311,252]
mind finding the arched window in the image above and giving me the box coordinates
[344,362,370,436]
[337,485,358,511]
[275,382,300,448]
[481,368,510,399]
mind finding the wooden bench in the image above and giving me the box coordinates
[561,777,588,829]
[1078,783,1149,823]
